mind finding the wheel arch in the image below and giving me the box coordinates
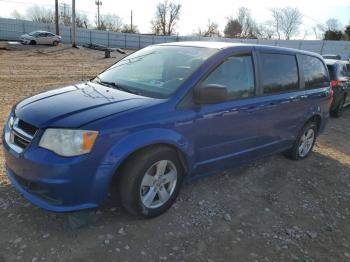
[307,114,322,132]
[117,143,189,175]
[102,128,194,180]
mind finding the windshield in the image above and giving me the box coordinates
[28,31,40,36]
[96,45,217,98]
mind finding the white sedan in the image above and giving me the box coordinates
[20,31,62,46]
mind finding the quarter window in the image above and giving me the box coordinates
[260,53,299,94]
[202,55,255,100]
[300,55,329,89]
[340,64,350,77]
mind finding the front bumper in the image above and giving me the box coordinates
[2,125,114,212]
[20,38,31,44]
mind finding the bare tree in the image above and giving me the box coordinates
[75,13,89,29]
[151,0,181,35]
[11,10,24,19]
[99,14,123,31]
[270,8,283,39]
[26,5,55,23]
[121,24,139,33]
[270,7,302,40]
[255,22,275,39]
[224,17,242,38]
[325,18,342,31]
[197,20,221,37]
[236,7,255,37]
[312,24,325,40]
[281,7,302,40]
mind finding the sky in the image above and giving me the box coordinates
[0,0,349,39]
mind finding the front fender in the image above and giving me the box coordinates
[101,128,195,176]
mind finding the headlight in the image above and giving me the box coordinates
[8,116,14,128]
[39,129,98,157]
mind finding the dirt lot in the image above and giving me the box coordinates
[0,43,350,262]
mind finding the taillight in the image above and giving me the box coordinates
[331,80,340,88]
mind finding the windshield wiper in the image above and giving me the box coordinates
[94,77,140,95]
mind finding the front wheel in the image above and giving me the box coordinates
[285,121,317,160]
[119,146,184,218]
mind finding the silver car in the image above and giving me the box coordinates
[20,31,61,46]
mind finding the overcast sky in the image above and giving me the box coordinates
[0,0,349,38]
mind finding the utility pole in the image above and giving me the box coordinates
[59,3,70,25]
[71,0,76,47]
[95,0,102,30]
[130,10,133,32]
[55,0,59,35]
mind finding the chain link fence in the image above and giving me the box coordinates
[1,17,350,59]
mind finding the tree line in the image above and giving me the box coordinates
[10,1,350,40]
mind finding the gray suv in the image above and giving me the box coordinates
[326,59,350,117]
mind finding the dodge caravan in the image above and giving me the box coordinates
[3,42,332,217]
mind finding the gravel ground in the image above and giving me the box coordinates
[0,43,350,262]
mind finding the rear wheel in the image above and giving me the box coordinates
[330,95,345,118]
[29,40,36,45]
[285,121,317,160]
[119,146,184,218]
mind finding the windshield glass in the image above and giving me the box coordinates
[28,31,40,36]
[96,45,217,98]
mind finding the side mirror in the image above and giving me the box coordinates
[194,84,228,104]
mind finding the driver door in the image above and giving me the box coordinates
[192,52,262,173]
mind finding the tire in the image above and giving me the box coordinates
[330,95,345,118]
[52,41,58,46]
[284,121,317,160]
[29,40,36,45]
[119,146,184,218]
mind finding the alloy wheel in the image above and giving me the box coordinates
[140,160,178,209]
[298,129,315,157]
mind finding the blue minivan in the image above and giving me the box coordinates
[3,42,332,217]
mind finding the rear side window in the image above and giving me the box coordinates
[327,65,336,80]
[202,55,255,100]
[340,64,350,77]
[260,53,299,94]
[346,64,350,74]
[300,55,329,88]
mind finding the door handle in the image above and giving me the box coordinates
[300,95,308,99]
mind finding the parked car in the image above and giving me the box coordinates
[2,42,332,217]
[322,54,341,60]
[325,59,350,117]
[20,31,61,45]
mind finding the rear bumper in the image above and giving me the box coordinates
[2,126,115,212]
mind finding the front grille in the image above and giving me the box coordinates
[10,118,38,151]
[13,134,30,149]
[17,120,37,136]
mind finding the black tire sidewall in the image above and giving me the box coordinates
[119,147,184,218]
[331,95,345,118]
[336,96,345,116]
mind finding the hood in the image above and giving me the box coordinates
[21,34,33,39]
[15,83,158,128]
